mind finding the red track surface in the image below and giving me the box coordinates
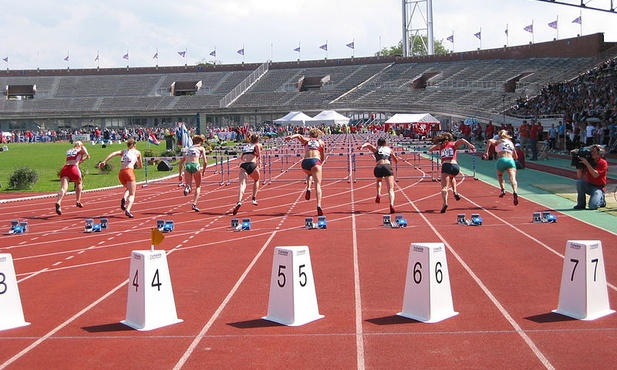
[1,135,616,369]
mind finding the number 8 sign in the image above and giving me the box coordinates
[263,246,324,326]
[0,253,30,331]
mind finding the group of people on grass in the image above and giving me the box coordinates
[55,128,608,219]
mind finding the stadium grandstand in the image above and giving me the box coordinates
[1,32,616,137]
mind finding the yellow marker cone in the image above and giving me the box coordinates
[151,227,165,250]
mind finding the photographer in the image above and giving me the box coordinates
[573,144,608,210]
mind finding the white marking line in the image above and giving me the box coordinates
[17,268,48,283]
[173,231,278,370]
[350,174,365,370]
[397,188,555,370]
[52,262,62,266]
[0,279,128,370]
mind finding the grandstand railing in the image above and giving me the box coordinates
[219,62,270,108]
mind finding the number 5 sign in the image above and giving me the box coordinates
[553,240,615,320]
[398,243,459,323]
[263,246,324,326]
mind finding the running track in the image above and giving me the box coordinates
[1,134,616,369]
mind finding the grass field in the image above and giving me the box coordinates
[0,141,186,193]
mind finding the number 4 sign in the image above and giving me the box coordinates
[0,253,30,331]
[263,246,324,326]
[122,250,183,330]
[553,240,615,320]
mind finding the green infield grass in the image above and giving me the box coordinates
[0,141,198,193]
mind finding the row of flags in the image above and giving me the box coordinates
[447,16,582,43]
[294,41,354,53]
[2,41,357,64]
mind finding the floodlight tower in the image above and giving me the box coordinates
[402,0,434,56]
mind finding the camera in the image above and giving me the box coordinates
[570,147,595,169]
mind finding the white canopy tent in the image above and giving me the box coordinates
[385,113,440,135]
[273,111,314,127]
[310,110,350,126]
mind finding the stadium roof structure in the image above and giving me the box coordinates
[0,33,616,131]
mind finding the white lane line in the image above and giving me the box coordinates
[0,279,128,370]
[173,231,278,370]
[397,186,555,370]
[350,171,365,370]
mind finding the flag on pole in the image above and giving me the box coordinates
[346,41,354,49]
[178,50,186,57]
[237,48,244,55]
[524,24,534,33]
[151,227,165,247]
[122,53,129,60]
[64,54,69,62]
[2,57,8,63]
[209,49,216,57]
[446,35,454,43]
[153,51,158,59]
[572,16,582,24]
[474,31,481,40]
[148,131,160,146]
[548,20,558,29]
[94,53,99,61]
[319,43,328,51]
[294,46,301,52]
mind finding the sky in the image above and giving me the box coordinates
[1,0,616,70]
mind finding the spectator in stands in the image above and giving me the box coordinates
[573,144,608,210]
[608,120,617,152]
[529,120,542,160]
[514,143,525,169]
[484,121,495,142]
[178,135,207,212]
[359,137,399,214]
[428,132,475,213]
[519,120,530,157]
[232,134,262,215]
[548,124,557,151]
[55,141,90,215]
[484,130,519,206]
[100,138,143,218]
[585,122,596,146]
[285,128,326,216]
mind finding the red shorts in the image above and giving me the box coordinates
[59,165,82,184]
[118,168,136,185]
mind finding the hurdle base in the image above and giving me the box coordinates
[0,321,31,332]
[396,310,459,324]
[552,308,615,321]
[262,314,324,327]
[121,318,183,331]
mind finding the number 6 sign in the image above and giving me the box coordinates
[263,246,324,326]
[398,243,459,323]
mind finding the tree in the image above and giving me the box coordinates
[375,36,449,57]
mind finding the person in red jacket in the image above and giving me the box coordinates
[573,144,608,210]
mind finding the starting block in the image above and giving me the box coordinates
[457,213,482,226]
[304,216,327,229]
[383,214,407,228]
[156,220,174,233]
[84,218,108,233]
[533,211,557,223]
[8,220,28,235]
[241,218,251,230]
[231,218,239,228]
